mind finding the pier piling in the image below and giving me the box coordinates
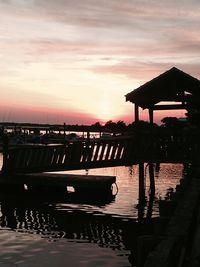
[149,162,155,193]
[139,163,145,203]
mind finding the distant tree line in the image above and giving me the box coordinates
[1,114,198,136]
[91,117,190,132]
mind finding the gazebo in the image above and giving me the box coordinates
[125,67,200,124]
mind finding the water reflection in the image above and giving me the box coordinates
[0,196,157,266]
[0,154,183,219]
[0,153,184,266]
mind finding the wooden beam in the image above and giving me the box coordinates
[149,109,154,124]
[135,104,139,122]
[139,163,145,201]
[151,104,186,110]
[149,162,155,193]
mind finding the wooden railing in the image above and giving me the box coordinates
[1,131,200,174]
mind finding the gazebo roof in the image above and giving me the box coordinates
[125,67,200,109]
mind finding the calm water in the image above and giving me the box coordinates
[0,154,183,266]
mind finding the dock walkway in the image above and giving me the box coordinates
[1,131,198,174]
[0,131,198,198]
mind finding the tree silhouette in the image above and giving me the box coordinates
[104,120,117,131]
[161,117,188,129]
[91,122,102,127]
[186,109,200,128]
[161,117,179,128]
[104,120,126,132]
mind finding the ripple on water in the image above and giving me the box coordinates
[0,153,183,266]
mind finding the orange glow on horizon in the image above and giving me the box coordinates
[92,98,122,123]
[0,101,187,126]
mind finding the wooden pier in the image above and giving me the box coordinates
[0,130,199,198]
[2,130,199,174]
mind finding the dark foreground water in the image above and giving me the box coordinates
[0,154,183,266]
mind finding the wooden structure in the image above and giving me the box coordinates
[125,67,200,123]
[0,131,195,198]
[0,172,116,195]
[1,132,198,175]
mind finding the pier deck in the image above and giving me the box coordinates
[2,130,199,174]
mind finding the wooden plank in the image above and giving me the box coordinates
[152,104,186,110]
[80,143,89,163]
[122,139,133,162]
[6,149,17,170]
[24,148,33,169]
[92,143,101,162]
[64,143,75,164]
[110,142,118,160]
[57,146,67,165]
[68,142,82,164]
[98,143,106,161]
[104,143,112,161]
[42,146,54,167]
[51,146,62,165]
[86,142,95,162]
[38,146,49,167]
[18,148,28,168]
[14,149,23,168]
[115,142,125,160]
[97,144,104,161]
[63,144,71,164]
[34,146,46,168]
[29,148,42,168]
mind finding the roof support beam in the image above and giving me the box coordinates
[151,104,186,111]
[149,108,154,124]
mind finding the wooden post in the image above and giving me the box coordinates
[2,134,9,172]
[155,162,160,172]
[135,104,139,122]
[139,163,145,201]
[149,162,155,193]
[146,190,155,221]
[138,163,145,222]
[23,128,26,142]
[63,122,66,141]
[87,131,90,141]
[149,108,154,124]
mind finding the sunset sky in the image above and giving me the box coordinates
[0,0,200,125]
